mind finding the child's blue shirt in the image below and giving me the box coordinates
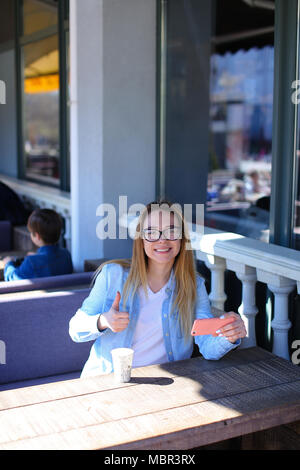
[4,245,73,281]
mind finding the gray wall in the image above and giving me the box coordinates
[0,48,18,177]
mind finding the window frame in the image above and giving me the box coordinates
[269,0,300,248]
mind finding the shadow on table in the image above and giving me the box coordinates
[156,347,300,450]
[129,376,174,386]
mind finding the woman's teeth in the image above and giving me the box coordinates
[155,248,171,252]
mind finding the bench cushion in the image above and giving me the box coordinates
[0,271,94,294]
[0,288,92,385]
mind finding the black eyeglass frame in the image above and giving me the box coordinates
[142,227,182,242]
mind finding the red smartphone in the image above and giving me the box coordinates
[191,316,235,337]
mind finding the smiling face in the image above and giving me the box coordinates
[142,209,182,268]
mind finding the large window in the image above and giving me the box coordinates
[207,45,273,242]
[17,0,69,190]
[158,0,274,242]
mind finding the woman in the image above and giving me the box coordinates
[69,200,246,377]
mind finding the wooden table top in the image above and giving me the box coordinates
[1,347,300,450]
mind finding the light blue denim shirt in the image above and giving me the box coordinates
[69,262,240,377]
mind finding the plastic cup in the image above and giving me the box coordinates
[111,348,134,383]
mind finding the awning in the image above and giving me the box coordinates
[25,73,59,93]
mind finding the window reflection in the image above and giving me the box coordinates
[23,0,57,36]
[162,0,274,242]
[207,47,273,242]
[23,34,60,185]
[204,0,274,242]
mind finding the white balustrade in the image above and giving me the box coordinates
[204,257,227,310]
[191,225,300,361]
[193,230,242,311]
[226,261,258,348]
[256,269,296,360]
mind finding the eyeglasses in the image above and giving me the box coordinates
[142,227,182,242]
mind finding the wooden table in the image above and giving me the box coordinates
[1,347,300,450]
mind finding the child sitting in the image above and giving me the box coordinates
[3,208,73,281]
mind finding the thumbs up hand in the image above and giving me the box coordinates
[111,291,121,311]
[97,291,130,333]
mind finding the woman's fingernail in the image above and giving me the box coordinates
[218,333,224,337]
[220,315,225,319]
[216,329,221,333]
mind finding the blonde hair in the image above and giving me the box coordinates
[93,200,198,340]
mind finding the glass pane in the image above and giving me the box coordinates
[23,34,60,185]
[23,0,58,36]
[208,47,273,242]
[207,0,274,242]
[163,0,274,242]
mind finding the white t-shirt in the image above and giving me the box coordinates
[131,284,168,368]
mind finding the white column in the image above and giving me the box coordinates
[204,256,227,310]
[70,0,104,271]
[70,0,156,269]
[257,269,295,360]
[227,261,258,348]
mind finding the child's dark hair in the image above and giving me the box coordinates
[27,209,62,245]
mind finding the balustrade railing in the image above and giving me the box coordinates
[193,226,300,360]
[123,213,300,361]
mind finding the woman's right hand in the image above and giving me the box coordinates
[97,291,130,333]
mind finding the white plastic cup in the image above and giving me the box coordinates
[111,348,134,383]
